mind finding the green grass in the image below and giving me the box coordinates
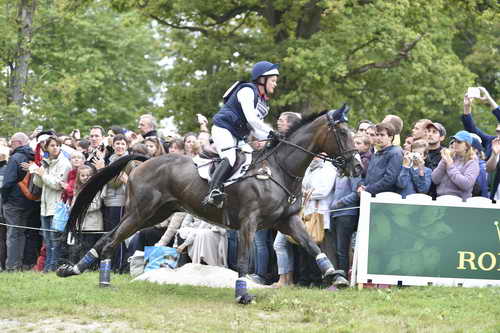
[0,272,499,332]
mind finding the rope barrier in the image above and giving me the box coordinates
[0,222,106,234]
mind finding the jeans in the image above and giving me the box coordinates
[331,215,358,273]
[253,229,272,277]
[103,206,127,272]
[4,202,35,270]
[41,215,62,271]
[273,232,294,275]
[227,230,238,271]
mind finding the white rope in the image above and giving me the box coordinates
[0,222,106,234]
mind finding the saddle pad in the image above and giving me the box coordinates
[193,144,253,187]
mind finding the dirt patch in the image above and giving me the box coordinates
[0,318,134,333]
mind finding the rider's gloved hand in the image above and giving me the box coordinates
[266,131,282,149]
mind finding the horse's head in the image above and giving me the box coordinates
[322,105,363,177]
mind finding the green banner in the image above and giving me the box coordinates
[367,203,500,280]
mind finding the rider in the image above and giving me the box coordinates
[202,61,281,208]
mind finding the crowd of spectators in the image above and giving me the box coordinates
[0,87,498,290]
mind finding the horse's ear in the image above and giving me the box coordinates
[330,103,350,124]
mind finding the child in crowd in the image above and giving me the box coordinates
[69,165,103,265]
[397,139,432,198]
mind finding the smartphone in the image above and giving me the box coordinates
[467,87,481,99]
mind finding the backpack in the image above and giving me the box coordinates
[17,164,42,201]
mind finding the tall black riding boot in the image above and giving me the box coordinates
[202,158,232,208]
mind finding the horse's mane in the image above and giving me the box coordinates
[284,109,329,139]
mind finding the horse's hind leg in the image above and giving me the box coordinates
[278,214,348,288]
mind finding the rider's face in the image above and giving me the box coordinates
[265,76,278,94]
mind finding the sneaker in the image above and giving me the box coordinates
[246,273,267,285]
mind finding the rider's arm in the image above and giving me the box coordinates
[237,87,273,140]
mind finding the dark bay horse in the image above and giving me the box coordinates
[58,107,361,303]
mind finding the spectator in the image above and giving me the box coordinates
[359,123,403,196]
[461,87,500,159]
[137,114,158,139]
[397,139,432,198]
[69,165,103,266]
[431,131,480,200]
[486,137,500,200]
[277,112,302,134]
[295,156,337,287]
[32,136,72,272]
[101,134,130,272]
[411,119,432,141]
[60,151,85,205]
[86,125,106,166]
[330,170,362,278]
[425,122,446,170]
[357,120,374,134]
[167,139,185,155]
[75,139,90,158]
[403,135,414,152]
[365,125,377,152]
[470,134,488,198]
[143,136,166,157]
[184,132,201,157]
[382,115,403,146]
[0,146,9,270]
[1,133,38,272]
[175,214,228,267]
[353,134,372,176]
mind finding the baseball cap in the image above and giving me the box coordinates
[451,130,473,145]
[426,122,446,137]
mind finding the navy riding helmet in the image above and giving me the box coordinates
[251,61,280,81]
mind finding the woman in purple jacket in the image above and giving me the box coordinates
[431,131,480,201]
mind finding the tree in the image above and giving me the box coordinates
[108,0,497,135]
[0,1,166,136]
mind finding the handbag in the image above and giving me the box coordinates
[287,190,325,244]
[53,200,70,232]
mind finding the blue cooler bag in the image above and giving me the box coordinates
[144,246,178,272]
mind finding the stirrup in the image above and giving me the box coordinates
[202,188,225,208]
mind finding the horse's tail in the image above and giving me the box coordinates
[68,154,149,237]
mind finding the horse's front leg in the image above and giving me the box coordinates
[278,214,348,288]
[235,215,258,304]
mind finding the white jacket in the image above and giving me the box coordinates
[302,160,337,229]
[34,153,72,217]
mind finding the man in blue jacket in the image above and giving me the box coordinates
[358,122,403,196]
[1,133,37,271]
[461,87,500,159]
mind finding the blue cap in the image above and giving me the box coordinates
[471,137,484,152]
[452,130,473,145]
[251,61,280,81]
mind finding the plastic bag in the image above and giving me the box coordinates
[53,201,70,232]
[144,246,178,272]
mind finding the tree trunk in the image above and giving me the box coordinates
[8,0,37,125]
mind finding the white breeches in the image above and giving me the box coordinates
[211,125,237,167]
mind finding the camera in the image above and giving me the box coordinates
[467,87,481,99]
[408,152,421,160]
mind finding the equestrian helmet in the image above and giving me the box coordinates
[251,61,280,81]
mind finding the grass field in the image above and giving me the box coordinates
[0,272,499,332]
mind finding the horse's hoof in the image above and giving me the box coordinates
[56,264,77,278]
[236,293,255,305]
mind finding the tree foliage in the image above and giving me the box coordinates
[109,0,498,136]
[0,1,166,137]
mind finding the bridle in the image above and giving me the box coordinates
[273,109,357,169]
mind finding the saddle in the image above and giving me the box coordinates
[193,144,253,185]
